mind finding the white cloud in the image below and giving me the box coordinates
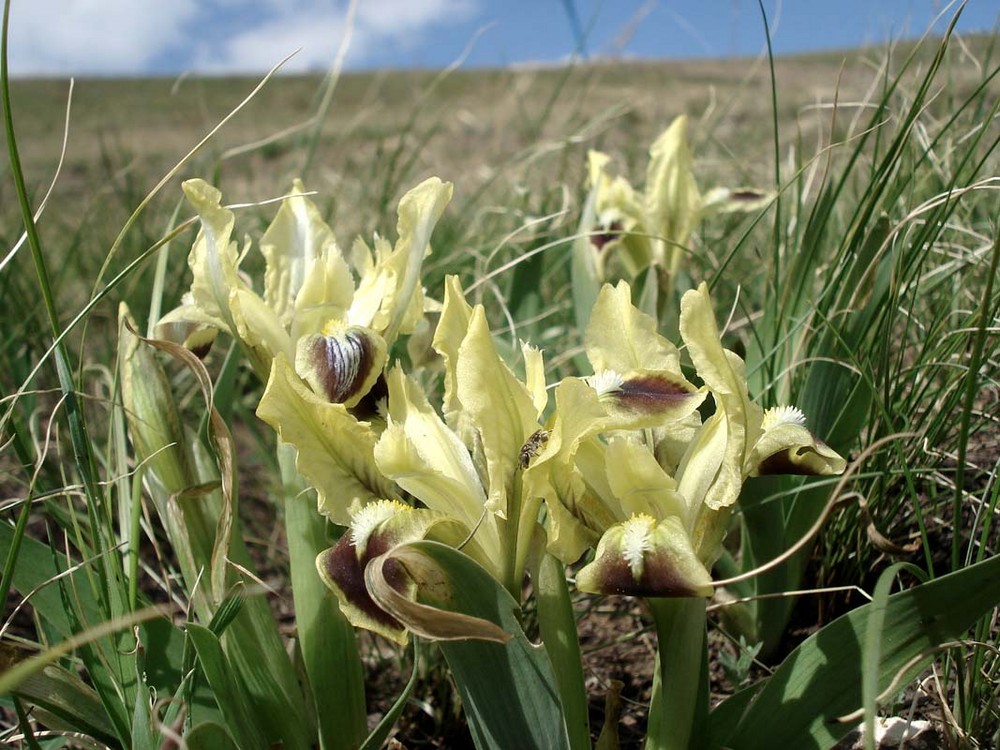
[9,0,200,76]
[195,14,351,74]
[198,0,481,74]
[8,0,480,77]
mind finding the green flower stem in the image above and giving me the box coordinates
[645,597,709,750]
[278,441,367,750]
[534,552,590,750]
[501,473,527,600]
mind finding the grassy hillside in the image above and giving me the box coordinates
[2,34,994,351]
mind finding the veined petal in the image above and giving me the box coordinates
[292,251,355,343]
[749,406,847,476]
[349,178,452,345]
[605,437,687,522]
[654,411,703,477]
[675,410,730,517]
[180,179,243,333]
[575,436,618,520]
[261,179,352,328]
[542,484,602,564]
[521,379,625,562]
[690,504,734,568]
[456,306,539,517]
[232,288,294,376]
[432,276,477,439]
[527,377,608,470]
[678,283,745,399]
[679,283,762,510]
[522,378,610,562]
[316,500,467,644]
[585,282,682,374]
[257,354,396,525]
[643,115,702,252]
[347,236,391,330]
[542,470,622,564]
[384,177,452,340]
[374,367,500,567]
[576,514,713,598]
[294,323,387,408]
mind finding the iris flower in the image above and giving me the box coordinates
[160,176,453,523]
[585,115,772,285]
[305,277,549,643]
[159,175,451,378]
[525,281,846,598]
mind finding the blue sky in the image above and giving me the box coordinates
[9,1,998,77]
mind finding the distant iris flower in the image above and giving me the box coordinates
[586,115,772,284]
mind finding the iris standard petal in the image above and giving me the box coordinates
[456,307,540,517]
[260,179,352,329]
[643,115,702,257]
[585,281,682,374]
[679,282,762,510]
[374,367,500,566]
[179,179,243,334]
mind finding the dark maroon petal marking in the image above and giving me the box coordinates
[729,189,768,201]
[188,338,214,360]
[350,373,388,422]
[320,534,402,632]
[591,220,623,251]
[612,374,694,414]
[595,546,707,598]
[757,442,833,476]
[302,329,379,404]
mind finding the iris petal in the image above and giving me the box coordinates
[295,324,387,408]
[576,515,713,598]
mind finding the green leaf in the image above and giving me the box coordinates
[0,523,134,742]
[379,541,572,750]
[186,624,271,750]
[861,563,925,750]
[711,554,1000,749]
[571,186,601,355]
[534,553,590,750]
[646,597,708,750]
[185,721,241,750]
[280,441,367,750]
[0,647,118,747]
[0,522,102,639]
[131,641,159,750]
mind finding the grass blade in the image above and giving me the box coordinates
[713,553,1000,749]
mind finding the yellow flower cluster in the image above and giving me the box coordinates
[156,174,842,644]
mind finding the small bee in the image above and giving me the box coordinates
[518,429,550,470]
